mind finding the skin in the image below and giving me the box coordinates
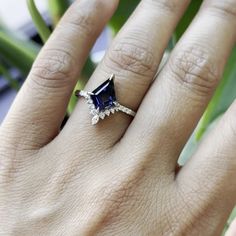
[226,219,236,236]
[0,0,236,235]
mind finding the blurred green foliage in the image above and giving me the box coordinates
[0,29,39,76]
[48,0,70,26]
[0,1,235,233]
[109,0,138,33]
[27,0,51,43]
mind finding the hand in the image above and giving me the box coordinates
[1,0,236,235]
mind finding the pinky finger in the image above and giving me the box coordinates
[176,100,236,234]
[225,218,236,236]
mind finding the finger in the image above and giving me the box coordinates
[176,102,236,234]
[1,0,118,149]
[63,0,190,147]
[226,218,236,236]
[124,0,236,168]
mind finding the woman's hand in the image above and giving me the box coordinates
[1,0,236,235]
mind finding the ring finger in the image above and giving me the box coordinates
[124,0,236,170]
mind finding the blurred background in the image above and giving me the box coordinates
[0,0,235,234]
[0,0,110,122]
[0,0,45,122]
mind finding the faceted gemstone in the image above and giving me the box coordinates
[91,77,116,111]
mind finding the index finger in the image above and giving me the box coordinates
[1,0,118,149]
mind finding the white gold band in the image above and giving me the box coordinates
[113,102,136,117]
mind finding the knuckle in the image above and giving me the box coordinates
[30,49,76,89]
[168,44,220,96]
[105,40,157,78]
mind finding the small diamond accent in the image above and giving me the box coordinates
[87,99,93,104]
[105,110,110,116]
[99,112,105,119]
[80,91,86,96]
[90,109,97,115]
[80,91,89,99]
[89,104,95,109]
[92,115,99,125]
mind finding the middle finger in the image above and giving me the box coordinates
[63,0,190,148]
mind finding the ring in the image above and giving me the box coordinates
[75,74,136,125]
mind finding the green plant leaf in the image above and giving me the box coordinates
[196,46,236,140]
[0,30,40,76]
[173,1,203,42]
[109,0,139,34]
[0,62,20,90]
[27,0,51,43]
[48,0,70,27]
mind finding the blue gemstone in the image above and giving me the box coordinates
[91,77,116,111]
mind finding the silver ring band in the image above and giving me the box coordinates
[114,102,136,117]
